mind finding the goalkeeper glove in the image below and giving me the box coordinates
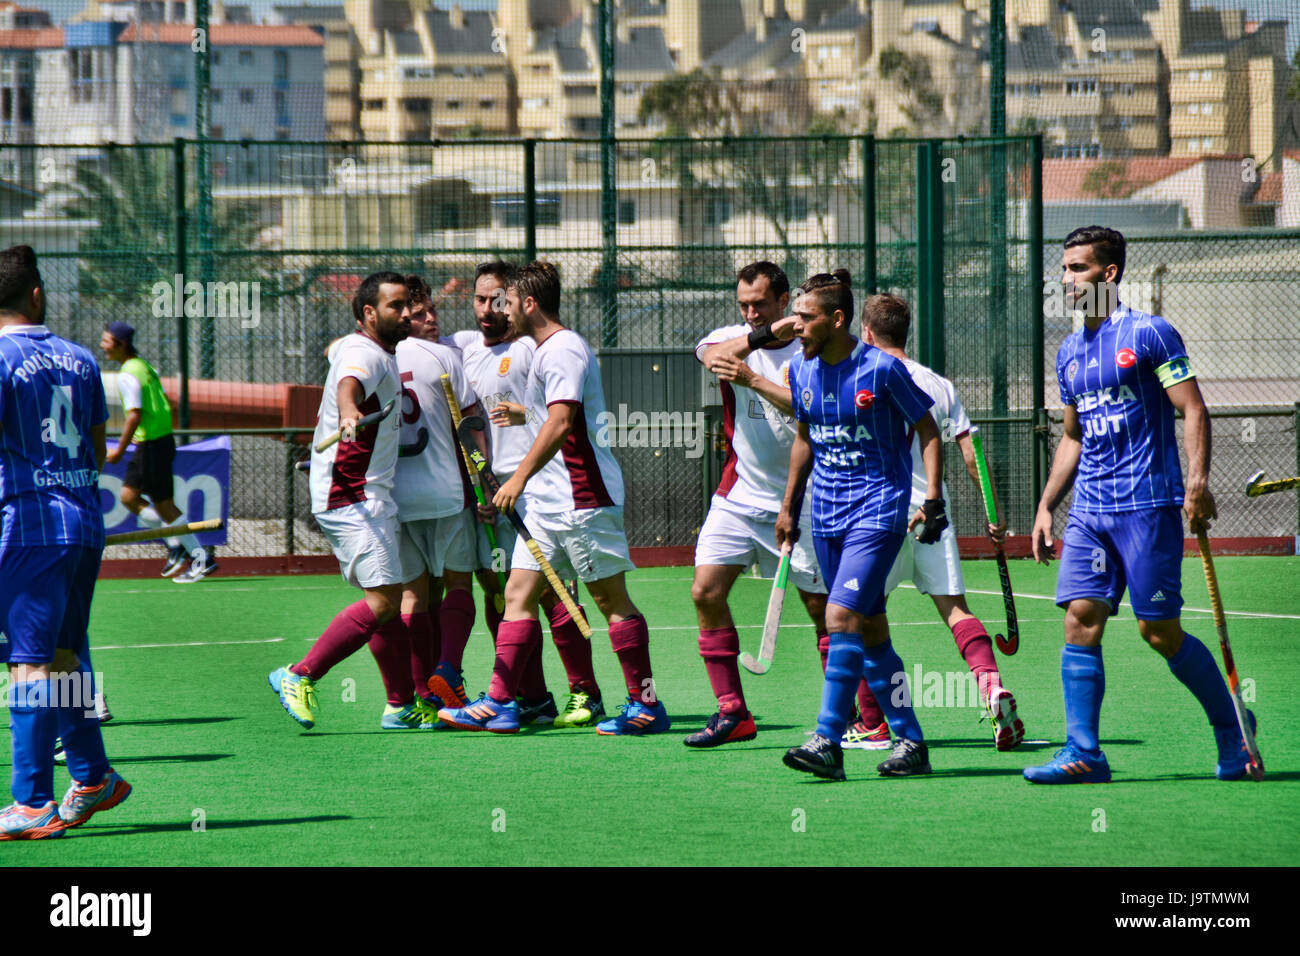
[917,498,949,544]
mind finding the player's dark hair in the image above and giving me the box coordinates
[352,271,407,323]
[736,261,789,301]
[862,294,911,348]
[1064,225,1126,282]
[800,270,853,326]
[474,260,517,287]
[509,261,561,316]
[0,244,42,314]
[404,273,431,307]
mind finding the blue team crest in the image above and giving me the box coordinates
[1066,360,1079,381]
[800,387,813,409]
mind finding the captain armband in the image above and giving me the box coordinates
[1155,357,1194,388]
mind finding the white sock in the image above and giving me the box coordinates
[182,534,202,556]
[137,506,164,528]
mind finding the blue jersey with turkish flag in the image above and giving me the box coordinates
[0,325,108,549]
[1056,303,1192,514]
[790,339,934,536]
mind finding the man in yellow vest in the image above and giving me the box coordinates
[99,322,217,582]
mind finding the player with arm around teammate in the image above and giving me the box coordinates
[776,272,948,781]
[1027,225,1251,783]
[684,261,829,747]
[0,245,131,838]
[846,293,1025,752]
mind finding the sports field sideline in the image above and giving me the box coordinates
[4,555,1296,868]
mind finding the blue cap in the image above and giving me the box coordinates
[105,321,135,345]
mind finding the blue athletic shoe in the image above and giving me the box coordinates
[1024,745,1111,784]
[437,694,519,734]
[1215,710,1258,781]
[596,697,671,736]
[269,666,317,729]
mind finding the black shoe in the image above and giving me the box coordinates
[174,548,218,583]
[161,545,189,578]
[684,710,757,748]
[783,733,846,780]
[877,737,931,776]
[517,692,558,725]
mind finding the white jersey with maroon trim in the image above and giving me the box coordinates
[310,331,401,513]
[695,324,800,513]
[450,329,537,479]
[520,327,624,514]
[393,338,478,521]
[900,357,965,510]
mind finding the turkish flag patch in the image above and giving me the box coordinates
[855,389,875,409]
[1115,348,1137,368]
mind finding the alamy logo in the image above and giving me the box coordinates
[49,886,151,936]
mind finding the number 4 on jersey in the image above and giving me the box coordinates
[42,385,83,456]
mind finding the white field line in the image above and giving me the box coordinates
[93,637,285,651]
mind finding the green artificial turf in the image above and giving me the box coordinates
[3,556,1297,867]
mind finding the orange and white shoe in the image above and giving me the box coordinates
[0,801,66,840]
[985,686,1025,751]
[57,769,132,827]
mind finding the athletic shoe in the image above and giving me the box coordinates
[684,710,757,748]
[842,720,891,750]
[381,698,440,730]
[877,737,932,776]
[269,666,318,729]
[984,686,1025,751]
[553,689,605,728]
[161,545,189,578]
[1023,745,1111,784]
[1215,710,1258,781]
[53,738,66,764]
[426,663,469,710]
[57,769,132,827]
[0,802,66,840]
[438,694,520,734]
[518,692,559,725]
[783,733,846,780]
[95,690,112,723]
[174,547,219,583]
[596,697,672,736]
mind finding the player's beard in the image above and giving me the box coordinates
[480,311,511,343]
[800,331,826,359]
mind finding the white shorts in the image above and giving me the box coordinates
[694,495,826,594]
[884,523,965,597]
[474,513,518,575]
[398,510,479,581]
[510,506,636,584]
[315,498,403,590]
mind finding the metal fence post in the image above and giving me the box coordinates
[523,138,537,262]
[1030,134,1045,502]
[916,141,944,375]
[861,135,876,294]
[1294,401,1299,545]
[285,443,296,556]
[173,138,191,434]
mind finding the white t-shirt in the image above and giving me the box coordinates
[695,324,800,513]
[521,328,624,514]
[450,329,537,479]
[900,357,965,509]
[116,372,142,412]
[310,331,401,513]
[393,338,478,521]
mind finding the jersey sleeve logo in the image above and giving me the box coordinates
[854,388,875,410]
[498,357,511,375]
[1066,360,1079,381]
[800,387,813,409]
[1115,348,1137,368]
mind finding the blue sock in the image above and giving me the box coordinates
[8,679,58,807]
[1167,634,1236,730]
[862,639,924,742]
[815,633,864,740]
[1062,644,1104,755]
[56,667,109,786]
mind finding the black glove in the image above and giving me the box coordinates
[916,498,949,544]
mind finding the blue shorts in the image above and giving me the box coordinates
[0,545,101,665]
[813,525,905,618]
[1056,507,1184,621]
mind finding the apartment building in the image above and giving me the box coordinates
[269,4,362,140]
[0,4,56,183]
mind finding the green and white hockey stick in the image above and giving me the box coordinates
[740,541,791,676]
[970,426,1019,655]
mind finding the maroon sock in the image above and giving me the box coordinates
[488,619,542,703]
[294,601,380,679]
[609,615,653,702]
[484,593,503,642]
[856,679,886,728]
[518,635,549,701]
[953,617,1000,702]
[817,632,830,672]
[698,626,746,715]
[438,588,476,671]
[404,611,437,692]
[547,602,599,695]
[368,616,415,706]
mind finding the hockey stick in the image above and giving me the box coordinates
[1196,529,1264,781]
[314,398,397,453]
[441,375,507,615]
[456,416,592,638]
[1245,470,1300,497]
[106,518,223,546]
[296,423,424,472]
[740,540,791,675]
[969,426,1019,655]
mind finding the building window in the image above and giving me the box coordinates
[275,90,287,114]
[274,49,289,82]
[213,51,221,66]
[210,125,224,138]
[618,199,635,225]
[404,98,430,113]
[1201,102,1213,115]
[493,193,561,228]
[212,89,223,103]
[478,99,494,109]
[1202,137,1214,151]
[364,99,384,110]
[238,50,254,67]
[1066,80,1097,97]
[704,196,731,227]
[1120,83,1135,95]
[1120,49,1134,62]
[786,196,808,220]
[445,100,461,110]
[240,89,255,104]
